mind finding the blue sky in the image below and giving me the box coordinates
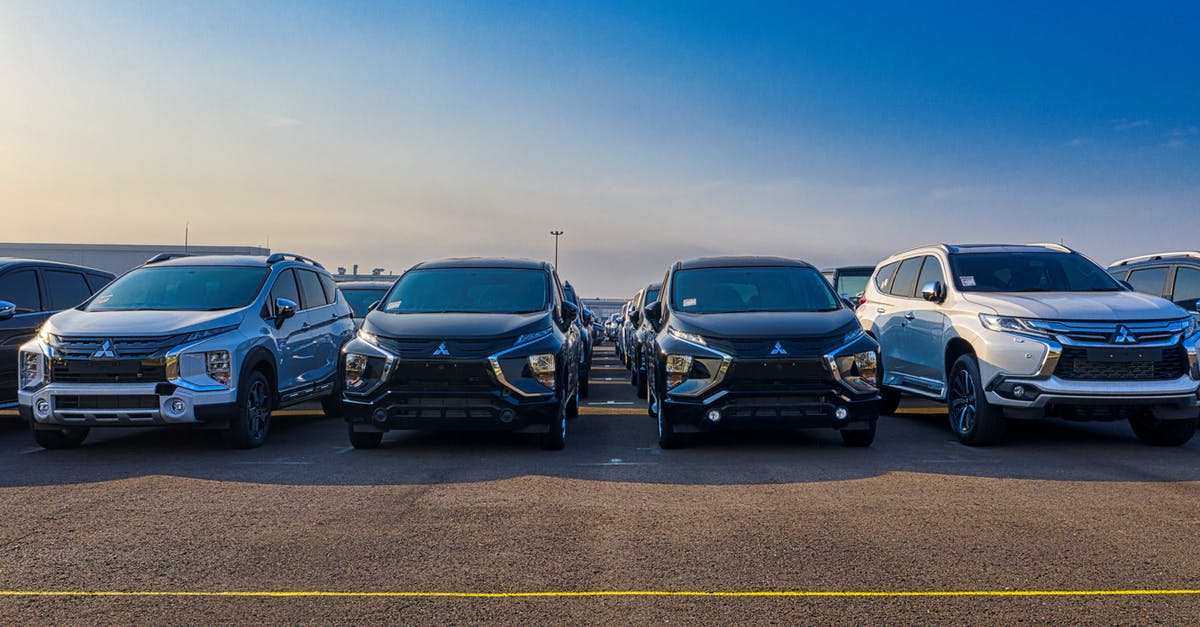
[1,1,1197,295]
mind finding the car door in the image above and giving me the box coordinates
[268,269,309,392]
[878,258,923,378]
[295,269,338,387]
[0,268,47,405]
[1168,266,1200,320]
[1126,266,1170,298]
[907,256,950,386]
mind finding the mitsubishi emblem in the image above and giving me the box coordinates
[770,341,788,356]
[1112,325,1137,344]
[93,339,117,358]
[433,342,451,356]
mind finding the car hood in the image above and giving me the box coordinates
[670,308,858,339]
[47,308,245,336]
[960,291,1187,321]
[362,311,552,339]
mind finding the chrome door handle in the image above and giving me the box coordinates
[904,312,915,320]
[301,322,311,329]
[876,308,886,314]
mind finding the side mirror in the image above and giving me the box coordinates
[274,297,298,328]
[560,300,579,324]
[0,300,15,321]
[629,307,641,325]
[643,301,662,327]
[921,281,947,303]
[1120,280,1134,291]
[367,300,380,312]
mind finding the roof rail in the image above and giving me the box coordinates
[266,253,325,270]
[144,252,193,265]
[1029,242,1074,253]
[1111,251,1200,267]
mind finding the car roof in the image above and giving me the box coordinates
[821,265,876,273]
[146,255,275,268]
[646,282,662,290]
[410,257,549,271]
[0,257,113,276]
[1109,251,1200,268]
[336,280,394,289]
[676,255,814,270]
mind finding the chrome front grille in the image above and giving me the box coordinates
[51,335,184,359]
[1028,320,1187,347]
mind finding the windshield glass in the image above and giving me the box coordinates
[342,287,389,317]
[950,252,1123,292]
[671,266,840,313]
[381,268,549,314]
[85,266,268,311]
[645,288,660,304]
[563,284,578,305]
[835,273,871,298]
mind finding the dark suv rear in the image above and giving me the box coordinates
[1109,252,1200,318]
[340,258,582,450]
[643,256,881,448]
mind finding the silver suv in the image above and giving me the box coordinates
[857,244,1200,446]
[17,253,355,449]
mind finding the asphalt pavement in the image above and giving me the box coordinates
[0,345,1198,624]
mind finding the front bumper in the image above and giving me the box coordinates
[17,381,238,428]
[343,385,562,432]
[663,388,879,432]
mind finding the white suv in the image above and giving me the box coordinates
[857,244,1200,446]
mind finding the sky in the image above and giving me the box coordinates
[1,1,1197,296]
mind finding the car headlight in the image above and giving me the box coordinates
[979,314,1053,339]
[665,354,693,389]
[668,327,707,346]
[1183,316,1198,339]
[515,328,553,345]
[344,352,389,393]
[206,350,232,387]
[184,324,239,343]
[528,353,556,389]
[20,351,45,390]
[832,349,878,393]
[357,329,381,346]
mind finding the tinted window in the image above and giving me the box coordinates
[671,266,839,313]
[43,270,92,310]
[835,271,872,299]
[85,273,113,292]
[563,284,578,305]
[875,262,900,293]
[341,288,388,318]
[0,270,40,314]
[87,266,269,311]
[297,270,328,309]
[914,256,945,293]
[1172,267,1200,311]
[1126,267,1169,297]
[381,268,549,314]
[270,269,301,309]
[950,252,1122,292]
[889,258,923,298]
[645,288,660,304]
[319,274,338,304]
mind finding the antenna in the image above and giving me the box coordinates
[184,222,189,253]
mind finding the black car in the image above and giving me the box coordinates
[1108,251,1200,317]
[642,256,881,448]
[562,281,593,397]
[628,282,662,399]
[337,279,394,327]
[821,265,876,305]
[340,258,583,450]
[0,259,114,408]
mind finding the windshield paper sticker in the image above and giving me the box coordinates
[683,298,697,307]
[960,276,976,287]
[385,300,401,310]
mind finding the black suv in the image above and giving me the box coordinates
[821,265,875,305]
[1109,252,1200,317]
[340,258,583,450]
[627,282,662,399]
[642,256,881,448]
[0,259,114,408]
[562,281,593,397]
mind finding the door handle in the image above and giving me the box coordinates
[301,322,311,329]
[904,312,915,320]
[876,308,886,314]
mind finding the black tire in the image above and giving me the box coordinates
[1130,416,1197,446]
[840,420,877,447]
[541,402,567,450]
[321,379,343,418]
[579,372,590,399]
[947,355,1005,446]
[225,370,272,449]
[31,425,89,450]
[566,386,580,419]
[657,398,682,449]
[876,355,901,415]
[347,424,383,449]
[635,368,648,399]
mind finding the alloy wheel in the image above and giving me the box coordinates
[949,369,977,435]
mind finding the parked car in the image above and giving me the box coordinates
[643,256,881,448]
[857,243,1200,446]
[563,282,593,397]
[629,282,662,399]
[338,280,394,328]
[822,265,876,305]
[604,313,622,342]
[590,315,605,345]
[340,257,582,450]
[618,296,639,367]
[18,253,354,449]
[1,259,115,408]
[1108,252,1200,319]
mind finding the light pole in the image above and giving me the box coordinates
[550,230,564,269]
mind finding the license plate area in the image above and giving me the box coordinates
[1085,348,1163,363]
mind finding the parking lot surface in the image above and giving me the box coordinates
[1,346,1198,624]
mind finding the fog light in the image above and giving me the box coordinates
[373,408,388,423]
[35,398,50,418]
[167,398,186,416]
[834,407,849,420]
[499,409,516,423]
[706,409,721,423]
[1013,385,1026,399]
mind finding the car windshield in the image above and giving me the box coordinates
[645,288,660,304]
[380,268,549,313]
[85,266,268,311]
[341,287,389,317]
[950,252,1123,292]
[671,266,840,313]
[835,272,871,298]
[563,284,578,305]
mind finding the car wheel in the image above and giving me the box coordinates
[657,401,682,449]
[541,402,567,450]
[947,355,1005,446]
[321,379,344,418]
[1130,416,1197,446]
[579,372,590,399]
[876,357,901,415]
[225,370,272,449]
[31,425,89,450]
[347,424,383,449]
[566,385,580,419]
[840,420,877,447]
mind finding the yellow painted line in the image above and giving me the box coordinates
[0,410,18,417]
[895,408,947,415]
[0,589,1197,598]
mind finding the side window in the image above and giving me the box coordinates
[1171,267,1200,311]
[889,257,923,298]
[0,270,41,314]
[874,262,900,293]
[914,256,946,292]
[1126,266,1169,297]
[85,273,113,293]
[43,270,92,310]
[297,270,328,310]
[270,269,301,315]
[319,273,337,304]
